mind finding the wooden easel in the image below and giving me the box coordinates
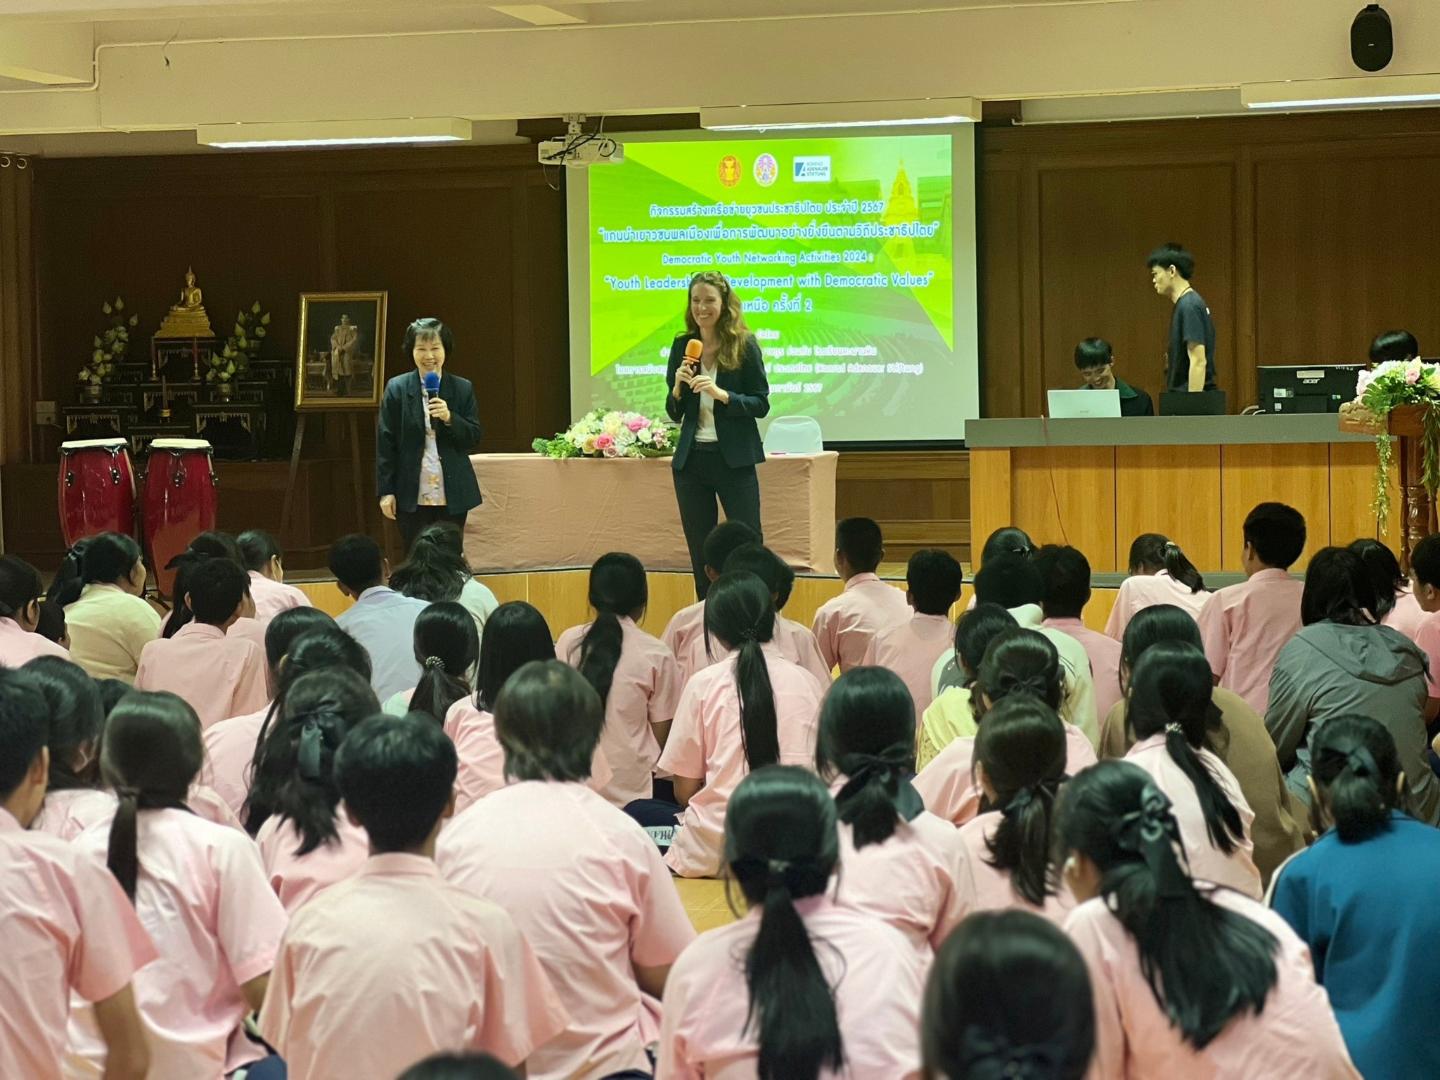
[279,411,369,539]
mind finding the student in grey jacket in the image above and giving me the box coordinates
[1266,546,1439,825]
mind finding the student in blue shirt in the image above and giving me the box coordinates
[1269,713,1440,1080]
[329,534,430,701]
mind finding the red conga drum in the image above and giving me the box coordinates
[142,438,218,599]
[57,438,137,549]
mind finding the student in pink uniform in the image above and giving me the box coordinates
[248,668,379,914]
[811,517,912,674]
[135,557,269,729]
[206,619,361,819]
[1123,642,1262,897]
[816,666,967,957]
[919,604,1018,768]
[1353,536,1427,639]
[661,520,759,669]
[0,668,152,1080]
[261,712,568,1078]
[1056,761,1359,1079]
[440,661,696,1080]
[23,656,109,839]
[658,766,926,1079]
[861,548,961,716]
[69,690,289,1078]
[677,543,831,685]
[921,911,1094,1080]
[914,630,1097,827]
[238,529,312,624]
[444,601,559,812]
[1036,544,1125,722]
[1196,503,1307,715]
[1405,534,1440,723]
[557,552,682,807]
[0,554,70,666]
[1106,533,1211,640]
[961,695,1076,922]
[659,570,828,877]
[383,601,479,719]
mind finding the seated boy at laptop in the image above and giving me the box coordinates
[1075,337,1153,416]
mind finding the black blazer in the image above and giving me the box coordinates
[664,333,770,471]
[376,371,484,515]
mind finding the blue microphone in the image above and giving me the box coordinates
[422,371,441,400]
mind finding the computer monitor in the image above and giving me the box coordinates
[1047,389,1121,419]
[1160,390,1227,416]
[1257,364,1365,414]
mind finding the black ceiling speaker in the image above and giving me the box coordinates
[1352,4,1394,72]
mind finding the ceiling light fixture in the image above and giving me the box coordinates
[198,118,472,149]
[1242,75,1440,111]
[700,98,980,132]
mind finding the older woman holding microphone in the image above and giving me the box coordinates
[666,271,771,598]
[376,317,484,554]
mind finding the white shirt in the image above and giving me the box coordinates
[694,361,719,443]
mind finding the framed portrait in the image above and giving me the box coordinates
[294,291,388,410]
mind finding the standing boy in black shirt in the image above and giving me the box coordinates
[1147,242,1216,393]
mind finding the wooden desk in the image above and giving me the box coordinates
[967,416,1396,572]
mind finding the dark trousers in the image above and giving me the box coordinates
[672,444,762,598]
[396,506,469,556]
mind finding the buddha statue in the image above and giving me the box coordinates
[156,267,215,338]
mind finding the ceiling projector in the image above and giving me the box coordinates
[539,114,623,168]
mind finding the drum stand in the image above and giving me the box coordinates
[279,412,368,541]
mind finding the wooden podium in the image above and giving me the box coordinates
[1339,402,1436,569]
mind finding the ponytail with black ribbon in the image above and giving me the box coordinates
[815,666,919,848]
[1056,762,1279,1050]
[1310,714,1404,842]
[975,695,1067,905]
[244,668,379,852]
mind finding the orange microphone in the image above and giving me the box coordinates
[683,339,703,366]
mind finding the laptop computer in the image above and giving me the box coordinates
[1047,388,1121,419]
[1160,390,1227,416]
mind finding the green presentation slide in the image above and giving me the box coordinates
[579,133,967,442]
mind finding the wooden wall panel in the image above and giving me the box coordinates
[1114,444,1222,570]
[835,451,969,563]
[1330,440,1401,551]
[1035,164,1235,415]
[1011,445,1118,570]
[1219,443,1331,570]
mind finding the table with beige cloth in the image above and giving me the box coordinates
[462,452,837,574]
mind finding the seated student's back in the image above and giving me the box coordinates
[134,557,268,728]
[556,553,682,808]
[70,691,288,1079]
[329,533,430,700]
[260,713,567,1078]
[0,668,153,1080]
[57,532,161,684]
[658,767,927,1078]
[861,548,962,716]
[819,667,969,958]
[237,529,313,624]
[439,662,696,1080]
[250,669,379,915]
[0,554,70,667]
[812,517,912,673]
[1197,503,1307,714]
[659,571,827,877]
[1271,716,1440,1080]
[1057,761,1358,1078]
[661,521,760,676]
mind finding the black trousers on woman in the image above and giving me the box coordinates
[672,443,763,598]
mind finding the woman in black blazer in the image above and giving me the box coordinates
[376,317,484,554]
[665,271,770,597]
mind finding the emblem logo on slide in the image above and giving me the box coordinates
[793,156,832,182]
[718,155,742,188]
[753,153,779,187]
